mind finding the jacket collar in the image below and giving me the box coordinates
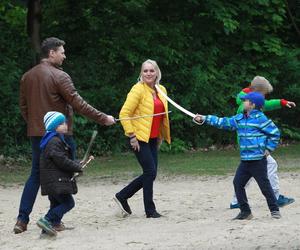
[244,109,262,118]
[40,59,63,70]
[141,82,166,102]
[141,82,156,93]
[40,131,68,150]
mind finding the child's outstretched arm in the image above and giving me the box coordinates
[194,114,239,131]
[263,99,296,111]
[236,88,296,113]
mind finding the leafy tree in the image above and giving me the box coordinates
[1,0,299,156]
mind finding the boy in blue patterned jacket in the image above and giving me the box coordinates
[194,92,281,220]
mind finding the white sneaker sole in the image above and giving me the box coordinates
[113,197,130,216]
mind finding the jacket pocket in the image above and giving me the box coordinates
[54,177,78,195]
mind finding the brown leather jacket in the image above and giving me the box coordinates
[20,60,109,136]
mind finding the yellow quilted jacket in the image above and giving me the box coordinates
[120,82,171,144]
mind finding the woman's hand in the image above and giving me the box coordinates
[157,138,163,149]
[130,136,140,152]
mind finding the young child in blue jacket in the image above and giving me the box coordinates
[194,92,281,220]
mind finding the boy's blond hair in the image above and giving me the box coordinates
[250,76,273,94]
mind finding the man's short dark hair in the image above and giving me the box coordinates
[41,37,65,58]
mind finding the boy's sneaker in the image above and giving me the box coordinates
[230,203,240,209]
[113,194,132,215]
[233,211,253,220]
[36,217,57,236]
[13,220,27,234]
[271,210,281,219]
[277,195,295,207]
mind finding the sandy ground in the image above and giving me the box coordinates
[1,173,300,250]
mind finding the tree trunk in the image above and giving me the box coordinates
[27,0,42,66]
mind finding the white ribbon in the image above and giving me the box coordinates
[155,84,204,125]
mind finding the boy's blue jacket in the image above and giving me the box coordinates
[204,110,280,161]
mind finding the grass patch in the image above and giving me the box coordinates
[0,161,31,184]
[1,143,300,184]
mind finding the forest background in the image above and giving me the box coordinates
[1,0,299,157]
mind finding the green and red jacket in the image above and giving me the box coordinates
[236,87,288,114]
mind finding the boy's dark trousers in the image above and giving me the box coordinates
[233,157,279,213]
[45,194,75,225]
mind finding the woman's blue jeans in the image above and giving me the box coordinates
[117,138,158,215]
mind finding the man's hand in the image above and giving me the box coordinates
[104,115,116,126]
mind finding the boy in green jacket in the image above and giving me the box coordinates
[230,76,296,209]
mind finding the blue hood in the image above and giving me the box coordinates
[40,131,65,150]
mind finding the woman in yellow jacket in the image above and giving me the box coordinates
[114,59,171,218]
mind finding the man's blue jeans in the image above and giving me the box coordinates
[17,136,76,224]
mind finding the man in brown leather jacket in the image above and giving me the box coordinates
[14,37,115,234]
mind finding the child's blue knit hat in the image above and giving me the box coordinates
[240,92,265,109]
[44,111,66,131]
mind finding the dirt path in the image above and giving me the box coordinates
[1,173,299,249]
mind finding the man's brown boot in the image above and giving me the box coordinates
[13,220,27,234]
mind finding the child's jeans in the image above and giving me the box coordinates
[233,157,279,213]
[231,154,280,204]
[45,194,75,225]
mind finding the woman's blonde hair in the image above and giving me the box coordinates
[138,59,161,85]
[250,76,273,94]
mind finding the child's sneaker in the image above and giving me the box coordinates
[36,217,57,236]
[277,195,295,207]
[271,210,281,219]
